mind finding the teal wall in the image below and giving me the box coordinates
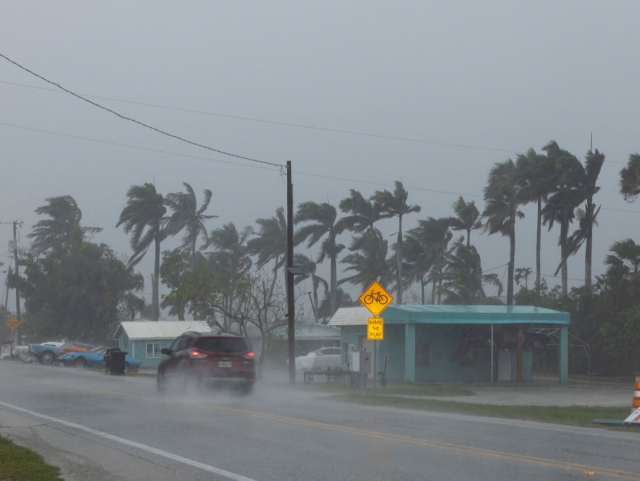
[339,323,534,383]
[118,332,175,369]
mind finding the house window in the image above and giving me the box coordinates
[146,342,161,358]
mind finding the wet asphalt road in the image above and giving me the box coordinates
[0,361,639,481]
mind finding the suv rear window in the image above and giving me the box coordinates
[194,337,248,353]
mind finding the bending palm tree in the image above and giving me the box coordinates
[541,141,584,296]
[294,201,346,317]
[515,148,555,291]
[165,182,217,267]
[565,149,605,287]
[339,189,384,243]
[482,159,523,305]
[28,195,102,255]
[401,231,434,304]
[293,253,329,323]
[247,207,288,289]
[409,217,452,305]
[372,181,421,304]
[340,229,392,290]
[619,153,640,201]
[116,183,167,320]
[443,196,481,248]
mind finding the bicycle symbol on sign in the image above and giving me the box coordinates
[363,291,389,305]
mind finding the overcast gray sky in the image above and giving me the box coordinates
[2,1,639,315]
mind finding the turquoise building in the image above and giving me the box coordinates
[113,320,212,369]
[328,305,570,384]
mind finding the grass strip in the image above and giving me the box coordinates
[329,392,635,430]
[0,435,63,481]
[302,382,475,397]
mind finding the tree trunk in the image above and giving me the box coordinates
[153,236,161,320]
[397,215,403,304]
[466,228,471,248]
[190,236,197,271]
[585,200,593,289]
[507,222,515,306]
[431,277,436,305]
[536,196,541,294]
[330,254,337,316]
[437,269,442,305]
[421,278,425,305]
[561,220,569,296]
[313,277,319,323]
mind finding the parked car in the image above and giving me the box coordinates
[57,346,141,372]
[157,331,256,395]
[28,342,66,364]
[58,343,94,356]
[294,347,341,372]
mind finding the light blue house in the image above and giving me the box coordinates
[113,321,212,369]
[328,305,570,384]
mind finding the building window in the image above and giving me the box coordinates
[146,342,161,358]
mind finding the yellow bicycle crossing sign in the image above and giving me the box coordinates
[359,280,393,317]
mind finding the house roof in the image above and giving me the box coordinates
[114,321,212,340]
[271,323,340,341]
[328,305,570,327]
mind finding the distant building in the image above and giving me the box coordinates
[113,320,212,369]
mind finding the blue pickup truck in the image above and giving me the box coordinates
[28,342,93,365]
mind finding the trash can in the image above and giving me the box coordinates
[1,341,13,360]
[109,351,127,375]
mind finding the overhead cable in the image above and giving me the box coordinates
[0,54,282,168]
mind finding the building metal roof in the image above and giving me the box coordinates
[271,323,340,341]
[328,305,570,327]
[114,321,212,340]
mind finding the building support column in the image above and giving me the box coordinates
[559,325,568,385]
[405,324,415,383]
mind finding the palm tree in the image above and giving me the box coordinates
[407,217,452,304]
[293,254,329,323]
[116,183,167,320]
[28,195,102,255]
[541,141,584,296]
[164,182,217,266]
[247,207,288,285]
[440,237,503,304]
[340,229,392,290]
[619,153,640,201]
[401,231,434,304]
[603,238,640,309]
[339,189,384,241]
[482,159,523,305]
[443,196,481,247]
[294,201,346,318]
[515,148,555,291]
[564,149,605,288]
[372,181,421,304]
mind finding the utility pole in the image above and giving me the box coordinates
[286,161,296,384]
[13,221,21,345]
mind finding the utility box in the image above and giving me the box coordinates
[1,341,13,360]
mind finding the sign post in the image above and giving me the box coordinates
[359,281,393,395]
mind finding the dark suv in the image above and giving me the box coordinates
[157,331,256,395]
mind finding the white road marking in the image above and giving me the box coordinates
[0,401,257,481]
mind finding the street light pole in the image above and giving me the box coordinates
[286,161,296,384]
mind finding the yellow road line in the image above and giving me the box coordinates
[6,373,640,480]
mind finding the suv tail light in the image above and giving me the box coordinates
[189,350,208,359]
[243,352,255,360]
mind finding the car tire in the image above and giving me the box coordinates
[74,357,86,369]
[237,383,254,396]
[157,370,166,392]
[41,351,55,365]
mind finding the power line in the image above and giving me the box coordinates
[4,120,640,216]
[0,54,282,168]
[0,122,281,173]
[0,79,523,155]
[1,79,630,166]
